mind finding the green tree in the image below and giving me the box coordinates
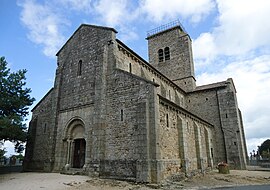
[0,145,6,161]
[0,56,35,153]
[258,139,270,158]
[14,153,24,161]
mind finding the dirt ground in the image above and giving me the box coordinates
[0,169,270,190]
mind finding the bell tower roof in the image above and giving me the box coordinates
[146,20,187,39]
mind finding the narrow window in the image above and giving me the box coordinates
[211,148,214,158]
[226,113,228,118]
[168,90,171,99]
[44,123,47,133]
[166,114,169,127]
[129,63,132,73]
[77,60,82,76]
[164,47,170,60]
[158,49,164,62]
[153,78,155,82]
[120,109,124,121]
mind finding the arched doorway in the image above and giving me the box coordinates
[64,118,86,169]
[73,138,86,168]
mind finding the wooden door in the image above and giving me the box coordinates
[73,139,86,168]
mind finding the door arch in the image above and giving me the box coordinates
[64,118,86,168]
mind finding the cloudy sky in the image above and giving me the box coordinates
[1,0,270,156]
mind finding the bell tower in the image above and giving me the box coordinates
[147,20,196,92]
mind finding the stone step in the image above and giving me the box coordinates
[61,168,85,175]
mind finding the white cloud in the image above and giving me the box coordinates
[118,27,139,42]
[215,0,270,55]
[18,0,68,57]
[193,32,217,66]
[139,0,215,23]
[93,0,129,27]
[193,0,270,64]
[18,0,139,57]
[58,0,92,12]
[91,0,216,42]
[92,0,141,42]
[3,141,17,157]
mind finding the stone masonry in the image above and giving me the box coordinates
[24,21,248,183]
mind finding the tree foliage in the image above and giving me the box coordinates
[258,139,270,158]
[0,56,35,153]
[0,146,6,160]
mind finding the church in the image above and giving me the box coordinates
[24,21,248,183]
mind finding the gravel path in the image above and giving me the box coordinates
[0,172,88,190]
[0,169,270,190]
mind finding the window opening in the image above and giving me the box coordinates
[77,60,82,76]
[164,47,170,60]
[166,114,169,127]
[158,49,164,62]
[120,109,124,121]
[44,123,47,133]
[129,63,132,73]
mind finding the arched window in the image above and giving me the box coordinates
[77,60,82,76]
[164,47,170,60]
[158,49,164,62]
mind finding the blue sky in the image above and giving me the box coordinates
[1,0,270,157]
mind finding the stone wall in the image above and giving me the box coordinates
[116,41,186,108]
[159,104,180,160]
[147,26,196,92]
[104,66,158,181]
[186,88,225,164]
[186,79,247,169]
[25,23,246,183]
[158,98,213,180]
[24,88,55,171]
[56,25,116,112]
[53,106,94,171]
[216,80,247,169]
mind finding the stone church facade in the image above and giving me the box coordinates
[24,21,248,183]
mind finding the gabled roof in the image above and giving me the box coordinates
[191,78,236,93]
[56,24,118,56]
[31,88,54,112]
[194,81,227,92]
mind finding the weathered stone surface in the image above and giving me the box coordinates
[24,23,247,183]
